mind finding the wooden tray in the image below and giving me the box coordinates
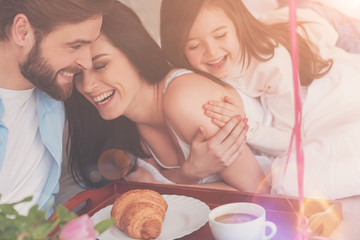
[52,180,342,239]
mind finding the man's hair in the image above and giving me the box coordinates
[0,0,113,41]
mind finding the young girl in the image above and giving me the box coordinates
[160,0,335,157]
[160,0,360,199]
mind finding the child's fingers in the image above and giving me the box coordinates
[205,109,231,123]
[204,101,238,115]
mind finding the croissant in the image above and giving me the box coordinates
[111,189,168,239]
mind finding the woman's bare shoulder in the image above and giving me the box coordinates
[163,71,234,105]
[162,71,239,143]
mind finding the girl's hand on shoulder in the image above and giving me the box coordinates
[183,115,248,179]
[203,96,246,127]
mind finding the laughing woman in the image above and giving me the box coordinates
[65,1,270,193]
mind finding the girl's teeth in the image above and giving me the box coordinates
[208,56,224,65]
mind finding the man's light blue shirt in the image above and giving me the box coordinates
[0,89,65,217]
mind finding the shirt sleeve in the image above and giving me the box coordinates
[245,46,295,157]
[246,117,292,157]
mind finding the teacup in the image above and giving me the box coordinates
[209,202,277,240]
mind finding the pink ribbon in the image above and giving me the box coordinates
[286,1,307,239]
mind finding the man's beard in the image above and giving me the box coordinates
[19,39,74,101]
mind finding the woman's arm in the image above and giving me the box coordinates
[160,115,248,184]
[125,166,239,191]
[163,72,270,193]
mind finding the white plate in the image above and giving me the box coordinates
[92,194,210,240]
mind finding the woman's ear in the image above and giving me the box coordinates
[11,13,35,47]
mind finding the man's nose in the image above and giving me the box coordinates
[81,72,98,93]
[75,47,93,70]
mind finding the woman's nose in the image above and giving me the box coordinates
[81,72,98,93]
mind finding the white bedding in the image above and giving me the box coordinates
[272,49,360,200]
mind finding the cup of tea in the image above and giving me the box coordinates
[209,202,277,240]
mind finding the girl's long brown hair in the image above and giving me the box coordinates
[160,0,333,86]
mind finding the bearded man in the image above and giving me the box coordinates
[0,0,112,217]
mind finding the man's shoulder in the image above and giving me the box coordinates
[35,89,64,112]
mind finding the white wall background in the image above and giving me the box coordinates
[119,0,359,43]
[119,0,280,43]
[315,0,360,18]
[119,0,163,42]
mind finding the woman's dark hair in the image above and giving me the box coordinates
[160,0,333,86]
[65,1,171,188]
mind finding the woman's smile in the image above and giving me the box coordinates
[93,89,115,106]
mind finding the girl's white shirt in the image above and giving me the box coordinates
[225,45,295,157]
[224,6,344,157]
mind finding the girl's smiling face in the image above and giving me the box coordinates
[75,35,143,120]
[185,5,241,79]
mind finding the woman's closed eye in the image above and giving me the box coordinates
[215,32,227,39]
[187,43,200,50]
[93,62,107,71]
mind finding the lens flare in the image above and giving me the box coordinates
[98,149,130,180]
